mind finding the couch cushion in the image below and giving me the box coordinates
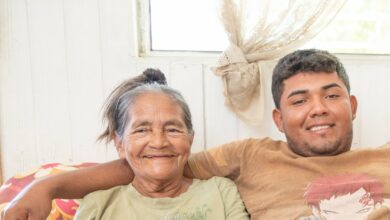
[0,162,98,220]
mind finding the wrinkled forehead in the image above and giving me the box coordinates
[129,92,184,122]
[131,92,182,112]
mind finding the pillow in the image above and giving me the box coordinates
[0,162,98,220]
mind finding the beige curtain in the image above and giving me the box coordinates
[212,0,347,125]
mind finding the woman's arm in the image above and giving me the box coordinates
[2,159,133,220]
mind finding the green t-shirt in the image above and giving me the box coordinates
[75,176,249,220]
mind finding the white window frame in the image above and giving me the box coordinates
[136,0,390,57]
[135,0,222,57]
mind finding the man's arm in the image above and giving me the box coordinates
[3,138,250,220]
[2,159,133,220]
[187,139,249,180]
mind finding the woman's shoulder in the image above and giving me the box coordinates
[194,176,237,192]
[82,185,128,202]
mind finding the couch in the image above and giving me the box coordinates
[0,162,98,220]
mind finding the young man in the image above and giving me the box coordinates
[4,49,390,219]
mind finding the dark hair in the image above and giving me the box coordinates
[271,49,350,109]
[98,68,193,143]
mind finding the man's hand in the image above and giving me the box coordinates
[2,159,135,220]
[2,180,53,220]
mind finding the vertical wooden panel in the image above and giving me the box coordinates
[1,0,38,179]
[98,0,138,160]
[387,64,390,145]
[350,63,389,147]
[0,0,10,182]
[63,0,107,163]
[170,63,204,153]
[99,0,136,96]
[0,149,2,183]
[27,0,72,163]
[260,61,286,141]
[383,64,390,146]
[203,64,238,148]
[344,61,362,148]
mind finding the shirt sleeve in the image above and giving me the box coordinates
[214,176,249,220]
[188,139,251,180]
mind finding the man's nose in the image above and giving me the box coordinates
[309,97,329,118]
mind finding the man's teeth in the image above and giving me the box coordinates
[310,125,330,131]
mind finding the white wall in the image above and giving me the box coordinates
[0,0,389,181]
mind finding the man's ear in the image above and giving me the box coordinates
[113,133,126,159]
[272,108,285,133]
[350,95,358,120]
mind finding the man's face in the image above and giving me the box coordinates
[272,72,357,157]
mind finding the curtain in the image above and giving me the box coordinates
[212,0,347,125]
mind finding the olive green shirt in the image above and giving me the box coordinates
[75,176,249,220]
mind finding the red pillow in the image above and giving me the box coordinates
[0,162,98,220]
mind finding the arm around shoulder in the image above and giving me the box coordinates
[188,139,250,180]
[2,159,134,220]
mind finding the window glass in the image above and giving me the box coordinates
[148,0,390,54]
[150,0,228,51]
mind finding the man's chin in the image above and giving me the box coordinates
[288,141,345,157]
[307,142,349,156]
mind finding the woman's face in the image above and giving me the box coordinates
[115,92,193,182]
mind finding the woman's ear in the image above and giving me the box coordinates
[189,131,195,146]
[113,133,126,159]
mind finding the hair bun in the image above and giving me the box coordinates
[142,68,167,85]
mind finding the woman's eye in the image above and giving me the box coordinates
[166,128,183,134]
[134,128,148,133]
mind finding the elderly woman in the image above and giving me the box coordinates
[72,69,248,219]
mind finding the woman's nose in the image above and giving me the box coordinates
[149,131,168,148]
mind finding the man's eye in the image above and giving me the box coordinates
[326,94,340,99]
[292,99,306,105]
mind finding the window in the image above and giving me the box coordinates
[139,0,390,55]
[305,0,390,54]
[148,0,227,52]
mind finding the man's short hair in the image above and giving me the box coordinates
[272,49,350,109]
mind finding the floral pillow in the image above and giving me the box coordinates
[0,162,98,220]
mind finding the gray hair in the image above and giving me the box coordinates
[98,72,193,143]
